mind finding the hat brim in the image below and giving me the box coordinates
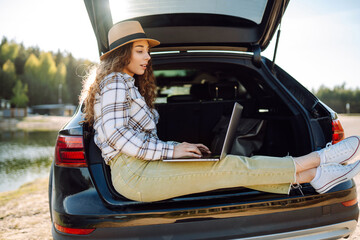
[100,38,160,60]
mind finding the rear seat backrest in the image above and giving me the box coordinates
[156,102,201,143]
[210,81,239,100]
[167,95,198,103]
[190,83,211,101]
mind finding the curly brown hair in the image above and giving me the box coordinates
[80,42,157,126]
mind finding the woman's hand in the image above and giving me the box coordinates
[173,142,211,159]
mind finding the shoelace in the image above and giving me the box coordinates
[323,141,351,158]
[321,163,343,172]
[291,183,304,196]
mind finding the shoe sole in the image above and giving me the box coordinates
[339,136,360,164]
[315,160,360,194]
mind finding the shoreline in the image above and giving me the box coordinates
[0,115,72,131]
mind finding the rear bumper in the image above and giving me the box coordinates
[52,219,358,240]
[52,200,359,240]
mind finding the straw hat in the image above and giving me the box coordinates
[100,21,160,60]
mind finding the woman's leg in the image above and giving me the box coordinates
[296,168,317,183]
[293,152,320,173]
[293,135,360,194]
[109,136,360,202]
[110,154,297,202]
[293,135,360,173]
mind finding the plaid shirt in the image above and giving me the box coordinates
[93,72,175,164]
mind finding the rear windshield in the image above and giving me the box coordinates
[153,68,249,104]
[110,0,267,25]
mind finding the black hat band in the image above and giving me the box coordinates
[109,33,148,50]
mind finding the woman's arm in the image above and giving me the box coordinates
[99,78,174,160]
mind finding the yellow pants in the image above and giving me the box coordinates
[109,154,296,202]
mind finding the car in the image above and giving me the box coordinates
[49,0,359,239]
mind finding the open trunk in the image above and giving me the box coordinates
[84,52,334,207]
[154,53,313,158]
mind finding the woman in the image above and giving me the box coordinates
[81,21,360,202]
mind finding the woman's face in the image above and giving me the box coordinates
[123,40,151,76]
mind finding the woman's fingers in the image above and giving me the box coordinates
[196,143,209,150]
[173,142,211,159]
[195,144,211,154]
[184,143,211,154]
[185,152,202,158]
[185,144,202,155]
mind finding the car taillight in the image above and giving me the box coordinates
[54,223,95,235]
[332,119,345,144]
[342,198,358,207]
[55,135,87,167]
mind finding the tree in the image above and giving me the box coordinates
[0,37,95,107]
[0,59,17,99]
[38,52,58,103]
[10,80,29,108]
[315,83,360,113]
[54,62,67,103]
[1,36,7,46]
[65,54,91,105]
[54,49,64,66]
[14,43,27,75]
[23,53,41,105]
[0,41,19,66]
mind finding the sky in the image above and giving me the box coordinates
[0,0,359,91]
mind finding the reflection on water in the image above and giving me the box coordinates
[0,130,58,192]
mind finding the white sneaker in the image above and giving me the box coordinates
[310,160,360,194]
[317,136,360,165]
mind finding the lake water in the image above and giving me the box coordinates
[0,130,58,192]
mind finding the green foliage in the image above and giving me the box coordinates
[13,44,27,75]
[39,52,58,104]
[0,41,19,65]
[0,59,18,99]
[0,37,94,107]
[55,62,67,103]
[23,54,41,105]
[2,37,358,113]
[314,83,360,113]
[11,80,29,108]
[65,54,90,105]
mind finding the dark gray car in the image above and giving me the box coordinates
[49,0,358,239]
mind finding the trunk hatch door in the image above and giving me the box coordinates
[84,0,289,55]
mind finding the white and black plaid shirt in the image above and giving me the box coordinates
[93,72,176,164]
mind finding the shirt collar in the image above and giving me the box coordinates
[120,72,135,83]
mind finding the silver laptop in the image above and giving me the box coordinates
[163,102,243,162]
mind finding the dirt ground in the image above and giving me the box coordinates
[0,178,51,240]
[0,114,359,240]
